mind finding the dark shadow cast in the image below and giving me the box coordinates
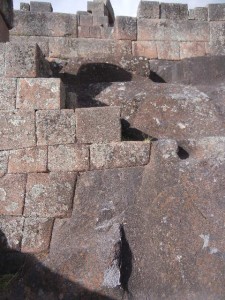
[177,146,189,160]
[50,62,133,110]
[121,119,157,141]
[149,71,166,83]
[119,225,132,295]
[0,230,116,300]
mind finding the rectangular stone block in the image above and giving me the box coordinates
[87,1,107,16]
[30,1,53,12]
[93,0,115,25]
[115,16,137,40]
[21,217,54,253]
[0,110,36,150]
[78,26,90,38]
[180,42,206,59]
[101,26,114,39]
[48,144,89,172]
[8,146,47,173]
[160,3,188,20]
[208,4,225,21]
[17,78,65,110]
[132,41,157,58]
[137,1,160,19]
[0,174,26,216]
[137,19,209,42]
[209,22,225,55]
[93,15,108,27]
[79,14,93,26]
[0,78,17,110]
[49,38,132,59]
[89,25,102,38]
[188,9,195,20]
[10,36,49,57]
[0,14,9,42]
[76,107,121,144]
[0,43,5,77]
[5,42,50,78]
[0,151,9,177]
[20,3,30,11]
[90,142,151,170]
[0,216,24,250]
[24,172,76,218]
[11,11,78,38]
[194,7,208,21]
[157,41,180,60]
[36,110,76,146]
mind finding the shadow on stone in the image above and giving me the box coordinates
[0,229,116,300]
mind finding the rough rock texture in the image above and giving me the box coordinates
[21,217,54,253]
[0,110,36,150]
[0,174,26,216]
[17,78,65,110]
[76,107,121,143]
[24,172,76,218]
[123,138,225,299]
[8,147,47,173]
[90,141,151,169]
[0,78,17,110]
[48,144,89,172]
[0,216,24,250]
[45,167,144,297]
[36,110,76,146]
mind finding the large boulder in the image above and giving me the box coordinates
[123,137,225,299]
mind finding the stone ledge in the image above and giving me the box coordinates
[90,141,151,169]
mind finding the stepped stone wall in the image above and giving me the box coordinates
[7,1,225,60]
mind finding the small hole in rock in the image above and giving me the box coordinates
[177,146,189,160]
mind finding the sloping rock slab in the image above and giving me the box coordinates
[124,137,225,299]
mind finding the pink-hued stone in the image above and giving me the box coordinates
[0,174,26,216]
[90,142,151,170]
[157,41,180,60]
[8,146,47,173]
[21,217,54,253]
[24,172,76,218]
[76,107,121,144]
[36,110,76,146]
[132,41,158,59]
[48,144,89,172]
[0,216,24,250]
[17,78,65,110]
[0,110,36,151]
[180,42,206,59]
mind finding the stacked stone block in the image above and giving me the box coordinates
[0,41,151,255]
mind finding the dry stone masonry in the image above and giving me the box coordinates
[1,0,225,299]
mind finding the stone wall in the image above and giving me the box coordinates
[8,1,225,60]
[0,40,151,256]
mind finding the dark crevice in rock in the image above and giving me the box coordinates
[177,146,189,160]
[149,71,166,83]
[119,225,132,295]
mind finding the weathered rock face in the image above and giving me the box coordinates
[123,138,225,299]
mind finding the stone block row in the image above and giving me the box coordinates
[137,2,188,20]
[0,107,121,151]
[0,42,50,78]
[78,25,113,39]
[11,11,78,38]
[0,215,54,253]
[0,78,65,111]
[133,40,207,60]
[188,7,208,21]
[0,143,150,218]
[48,37,132,59]
[137,19,209,42]
[20,2,53,13]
